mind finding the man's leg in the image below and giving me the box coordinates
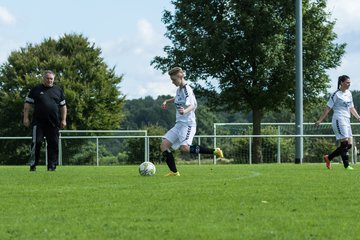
[45,127,59,171]
[29,125,44,171]
[339,141,350,169]
[189,145,224,158]
[162,150,178,173]
[160,137,179,175]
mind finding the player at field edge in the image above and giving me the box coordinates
[23,70,67,172]
[160,67,224,176]
[315,75,360,170]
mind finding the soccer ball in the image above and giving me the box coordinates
[139,162,156,176]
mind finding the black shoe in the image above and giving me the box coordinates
[30,165,36,172]
[47,165,56,171]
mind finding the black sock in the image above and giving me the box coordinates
[339,141,349,168]
[163,150,177,173]
[328,147,341,160]
[189,145,214,154]
[341,153,349,168]
[329,141,348,160]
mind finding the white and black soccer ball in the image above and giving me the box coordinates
[139,162,156,176]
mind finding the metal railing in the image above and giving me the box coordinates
[59,130,148,166]
[1,124,359,165]
[213,122,360,164]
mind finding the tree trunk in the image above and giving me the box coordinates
[252,108,263,163]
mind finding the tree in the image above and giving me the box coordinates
[152,0,345,163]
[122,96,176,130]
[0,33,125,164]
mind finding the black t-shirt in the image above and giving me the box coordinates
[25,84,66,127]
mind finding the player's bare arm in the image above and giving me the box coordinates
[162,98,175,109]
[350,107,360,121]
[23,103,32,128]
[315,106,331,127]
[178,104,194,115]
[60,105,67,128]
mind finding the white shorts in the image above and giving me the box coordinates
[163,122,196,150]
[332,117,352,140]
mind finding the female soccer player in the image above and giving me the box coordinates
[160,67,223,176]
[316,75,360,170]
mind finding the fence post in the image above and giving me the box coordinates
[146,131,149,162]
[198,136,201,165]
[144,135,148,162]
[354,145,357,164]
[45,141,48,166]
[352,137,356,164]
[213,124,217,164]
[277,126,281,164]
[249,137,252,164]
[96,137,99,166]
[59,132,62,166]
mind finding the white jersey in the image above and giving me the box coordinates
[327,89,353,119]
[175,83,197,126]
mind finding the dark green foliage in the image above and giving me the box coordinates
[122,95,176,130]
[352,91,360,114]
[304,138,335,163]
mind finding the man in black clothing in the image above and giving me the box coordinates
[23,70,67,171]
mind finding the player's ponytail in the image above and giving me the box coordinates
[337,75,350,89]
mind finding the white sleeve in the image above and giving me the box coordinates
[327,93,336,109]
[350,93,354,108]
[185,86,197,109]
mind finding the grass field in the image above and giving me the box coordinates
[1,163,359,240]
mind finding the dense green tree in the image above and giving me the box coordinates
[352,91,360,113]
[0,33,125,164]
[122,95,176,130]
[152,0,345,162]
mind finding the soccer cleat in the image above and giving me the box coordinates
[47,165,56,171]
[29,165,36,172]
[324,155,331,170]
[346,165,354,170]
[214,148,224,158]
[165,171,180,177]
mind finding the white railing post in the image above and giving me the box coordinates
[213,124,217,164]
[198,136,201,165]
[277,126,281,164]
[45,141,48,166]
[96,137,99,166]
[352,137,355,164]
[145,132,149,162]
[59,132,62,166]
[249,137,252,164]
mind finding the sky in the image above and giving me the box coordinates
[0,0,360,99]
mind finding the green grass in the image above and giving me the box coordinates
[1,164,360,240]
